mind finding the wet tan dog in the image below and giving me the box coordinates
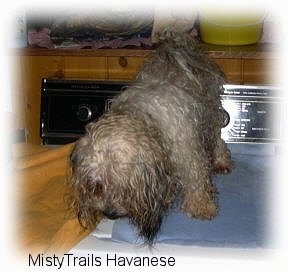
[67,30,232,244]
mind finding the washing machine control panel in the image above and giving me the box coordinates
[220,85,282,143]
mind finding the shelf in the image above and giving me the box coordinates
[12,42,276,59]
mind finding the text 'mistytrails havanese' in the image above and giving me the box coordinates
[66,29,233,245]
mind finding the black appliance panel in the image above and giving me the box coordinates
[40,79,128,144]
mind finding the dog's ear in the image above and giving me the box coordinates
[127,158,179,245]
[127,162,163,244]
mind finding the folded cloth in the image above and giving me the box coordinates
[112,143,278,248]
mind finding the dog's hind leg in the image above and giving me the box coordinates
[181,179,218,220]
[212,138,233,174]
[179,148,218,220]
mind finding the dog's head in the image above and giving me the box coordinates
[67,113,180,244]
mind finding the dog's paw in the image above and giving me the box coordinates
[213,159,233,174]
[181,194,218,220]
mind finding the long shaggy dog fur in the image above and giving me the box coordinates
[66,30,232,245]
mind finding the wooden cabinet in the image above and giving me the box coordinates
[242,59,272,84]
[214,58,274,85]
[12,45,276,144]
[107,56,147,80]
[213,58,242,83]
[63,56,107,79]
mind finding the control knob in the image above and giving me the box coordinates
[76,104,93,122]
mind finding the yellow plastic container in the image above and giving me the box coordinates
[199,12,265,45]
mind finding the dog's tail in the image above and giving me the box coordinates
[154,28,226,93]
[155,27,199,48]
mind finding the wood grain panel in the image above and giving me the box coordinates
[243,59,274,84]
[64,56,107,79]
[213,58,242,84]
[107,56,147,80]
